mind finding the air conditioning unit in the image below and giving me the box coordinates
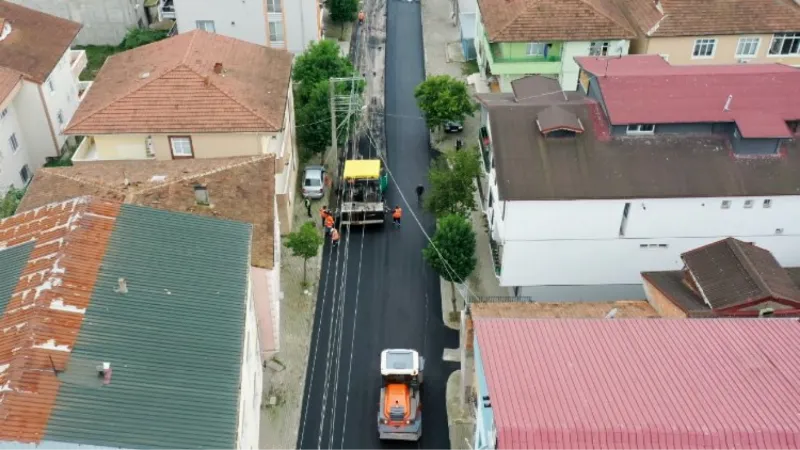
[737,58,750,64]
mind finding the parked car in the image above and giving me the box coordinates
[302,165,326,199]
[443,121,463,133]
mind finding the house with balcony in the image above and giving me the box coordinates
[619,0,800,67]
[472,317,800,449]
[0,197,262,448]
[172,0,322,53]
[65,29,299,233]
[0,1,87,196]
[9,0,154,45]
[476,57,800,301]
[474,0,636,92]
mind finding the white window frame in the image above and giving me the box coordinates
[269,19,285,45]
[735,37,760,58]
[19,164,30,185]
[626,124,655,135]
[768,32,800,57]
[47,78,55,94]
[589,41,610,56]
[763,199,772,208]
[526,42,546,56]
[721,200,731,209]
[196,20,216,33]
[266,0,282,13]
[744,199,754,209]
[692,38,717,59]
[169,136,193,158]
[8,132,19,154]
[0,108,7,119]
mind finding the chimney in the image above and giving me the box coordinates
[723,94,733,111]
[213,62,223,74]
[114,278,128,294]
[97,362,112,385]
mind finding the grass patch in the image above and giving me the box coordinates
[462,60,479,76]
[448,310,461,323]
[75,29,169,80]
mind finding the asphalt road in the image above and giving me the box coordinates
[296,0,458,448]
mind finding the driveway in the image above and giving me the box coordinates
[296,0,458,448]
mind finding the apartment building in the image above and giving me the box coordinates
[0,1,87,195]
[173,0,322,53]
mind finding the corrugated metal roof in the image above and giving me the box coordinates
[474,319,800,449]
[43,204,252,449]
[0,242,33,313]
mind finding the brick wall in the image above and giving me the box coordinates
[643,277,688,318]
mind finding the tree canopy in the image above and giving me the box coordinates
[0,186,25,219]
[296,80,363,158]
[414,75,476,131]
[285,221,324,284]
[425,149,482,217]
[423,214,477,312]
[328,0,359,24]
[293,40,356,103]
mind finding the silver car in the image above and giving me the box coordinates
[302,165,326,199]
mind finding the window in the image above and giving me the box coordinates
[692,38,717,58]
[626,124,655,134]
[194,185,209,205]
[19,164,30,185]
[267,0,282,12]
[735,37,760,57]
[639,243,669,249]
[776,228,784,235]
[721,200,731,209]
[744,199,754,208]
[8,133,18,154]
[589,41,609,56]
[56,109,64,125]
[763,199,772,208]
[269,20,284,44]
[526,42,545,56]
[196,20,216,32]
[0,108,7,119]
[169,136,193,158]
[769,32,800,56]
[47,78,55,93]
[759,308,775,317]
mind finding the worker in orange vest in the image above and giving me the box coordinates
[324,213,335,234]
[392,206,402,228]
[331,227,340,247]
[320,206,329,228]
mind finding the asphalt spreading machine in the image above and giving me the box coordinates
[336,159,389,226]
[377,349,424,441]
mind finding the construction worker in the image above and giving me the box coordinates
[415,184,425,205]
[392,206,402,228]
[358,11,365,24]
[320,206,329,228]
[304,197,312,218]
[331,227,340,247]
[325,213,335,234]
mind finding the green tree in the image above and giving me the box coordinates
[0,186,26,219]
[285,221,324,284]
[414,75,476,131]
[120,28,168,50]
[296,80,362,158]
[329,0,359,34]
[423,214,477,313]
[293,40,356,103]
[425,149,482,217]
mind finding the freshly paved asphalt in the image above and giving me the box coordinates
[296,0,458,448]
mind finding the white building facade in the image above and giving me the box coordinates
[173,0,322,53]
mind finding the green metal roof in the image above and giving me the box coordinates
[44,204,252,449]
[0,242,33,312]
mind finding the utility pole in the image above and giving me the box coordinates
[328,76,365,163]
[329,79,338,161]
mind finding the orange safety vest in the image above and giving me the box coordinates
[392,208,402,219]
[331,228,340,242]
[325,215,335,228]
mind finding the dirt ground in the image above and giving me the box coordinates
[470,300,659,318]
[259,192,329,449]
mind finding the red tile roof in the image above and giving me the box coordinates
[0,1,82,84]
[64,30,293,135]
[0,197,120,442]
[576,55,800,138]
[0,66,21,104]
[475,318,800,449]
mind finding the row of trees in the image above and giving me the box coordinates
[413,76,482,313]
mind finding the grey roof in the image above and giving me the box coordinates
[510,75,562,101]
[0,242,33,312]
[44,204,252,449]
[477,92,800,201]
[641,271,716,317]
[536,105,584,133]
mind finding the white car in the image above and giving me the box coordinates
[302,165,326,199]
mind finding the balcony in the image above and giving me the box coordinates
[479,126,491,173]
[483,36,562,76]
[159,0,176,20]
[71,136,98,162]
[68,49,87,80]
[488,237,502,277]
[77,80,93,102]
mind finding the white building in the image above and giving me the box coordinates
[8,0,152,45]
[173,0,322,53]
[477,73,800,301]
[0,1,88,196]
